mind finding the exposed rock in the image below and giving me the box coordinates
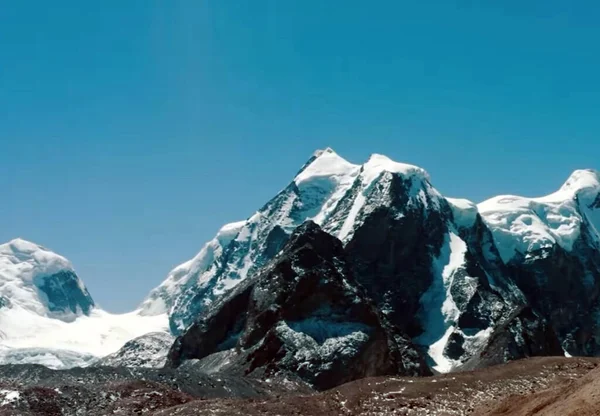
[167,221,430,390]
[94,332,174,368]
[460,306,563,371]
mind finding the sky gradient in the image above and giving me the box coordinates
[2,1,600,312]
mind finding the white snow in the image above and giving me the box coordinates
[0,346,95,369]
[0,238,169,368]
[416,231,468,373]
[0,389,19,406]
[139,220,246,316]
[478,170,600,263]
[361,154,429,187]
[294,148,361,225]
[447,198,479,229]
[338,189,367,242]
[294,148,359,188]
[143,148,442,332]
[0,306,168,365]
[0,239,81,317]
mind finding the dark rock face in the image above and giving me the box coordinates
[33,270,94,316]
[504,226,600,357]
[0,295,11,309]
[167,222,430,390]
[461,306,563,370]
[342,174,450,337]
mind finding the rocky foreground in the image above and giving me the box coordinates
[0,357,597,415]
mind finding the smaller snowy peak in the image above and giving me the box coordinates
[362,154,431,187]
[312,146,336,158]
[294,147,360,187]
[0,238,74,278]
[542,169,600,205]
[0,238,94,318]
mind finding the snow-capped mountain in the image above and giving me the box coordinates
[6,148,597,377]
[145,148,600,374]
[0,239,168,369]
[0,238,94,320]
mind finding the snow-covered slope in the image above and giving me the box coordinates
[478,169,600,263]
[0,239,168,369]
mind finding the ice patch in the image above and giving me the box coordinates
[0,389,19,406]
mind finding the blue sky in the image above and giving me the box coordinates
[2,1,600,312]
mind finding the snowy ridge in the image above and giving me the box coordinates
[478,169,600,263]
[139,220,247,316]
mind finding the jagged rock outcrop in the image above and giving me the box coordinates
[94,332,174,368]
[167,222,430,390]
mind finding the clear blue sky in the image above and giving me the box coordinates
[2,1,599,312]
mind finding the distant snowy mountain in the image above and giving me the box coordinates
[0,239,168,369]
[0,238,94,320]
[145,148,600,374]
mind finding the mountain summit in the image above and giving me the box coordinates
[0,238,94,319]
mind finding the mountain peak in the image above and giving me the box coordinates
[5,238,45,251]
[312,147,336,157]
[294,148,359,186]
[362,153,430,186]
